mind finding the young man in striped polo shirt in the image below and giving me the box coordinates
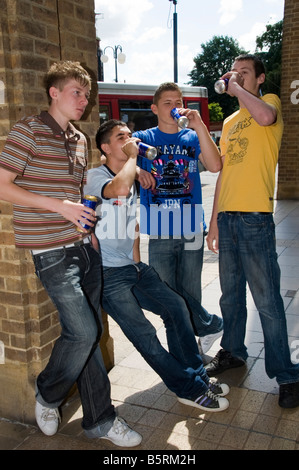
[0,61,142,447]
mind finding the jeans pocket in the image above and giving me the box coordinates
[33,250,66,280]
[241,213,266,226]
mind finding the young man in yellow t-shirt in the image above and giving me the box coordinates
[205,54,299,409]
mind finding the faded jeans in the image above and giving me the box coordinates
[102,262,210,399]
[218,212,299,384]
[32,243,115,431]
[149,236,223,337]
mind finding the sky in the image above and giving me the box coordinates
[94,0,285,85]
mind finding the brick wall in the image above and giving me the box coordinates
[0,0,113,423]
[278,0,299,199]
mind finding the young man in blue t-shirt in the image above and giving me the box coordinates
[134,82,223,354]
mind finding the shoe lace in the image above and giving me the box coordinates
[210,349,227,365]
[41,407,60,422]
[196,388,218,404]
[208,379,221,394]
[109,417,131,439]
[205,389,218,401]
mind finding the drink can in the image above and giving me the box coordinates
[171,108,189,129]
[138,142,157,160]
[214,78,229,94]
[77,195,98,232]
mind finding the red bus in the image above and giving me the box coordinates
[98,82,210,132]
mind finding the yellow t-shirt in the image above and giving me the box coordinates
[218,94,283,213]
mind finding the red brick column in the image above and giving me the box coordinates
[0,0,113,423]
[277,0,299,199]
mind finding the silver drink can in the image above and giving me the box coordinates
[214,78,229,94]
[138,142,157,160]
[171,108,189,129]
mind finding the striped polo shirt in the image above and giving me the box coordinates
[0,111,88,249]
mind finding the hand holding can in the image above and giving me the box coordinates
[77,195,98,232]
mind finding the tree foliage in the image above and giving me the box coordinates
[255,20,283,96]
[208,102,223,122]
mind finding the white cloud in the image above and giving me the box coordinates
[218,0,243,25]
[120,50,173,85]
[135,26,167,45]
[95,0,154,42]
[238,22,266,52]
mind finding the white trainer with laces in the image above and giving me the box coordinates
[35,401,60,436]
[208,377,230,396]
[85,416,142,447]
[199,331,223,354]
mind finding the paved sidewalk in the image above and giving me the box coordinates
[1,172,298,451]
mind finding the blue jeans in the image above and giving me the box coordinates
[32,244,115,431]
[149,237,223,337]
[102,262,210,399]
[218,212,299,384]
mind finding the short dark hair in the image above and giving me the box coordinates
[95,119,127,156]
[153,82,183,105]
[44,61,91,103]
[234,54,266,78]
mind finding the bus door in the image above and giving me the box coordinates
[184,99,210,131]
[99,100,112,123]
[184,100,201,113]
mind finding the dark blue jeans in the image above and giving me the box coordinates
[218,212,299,384]
[149,236,223,337]
[32,244,115,430]
[102,262,210,399]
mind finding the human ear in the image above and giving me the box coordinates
[101,142,110,155]
[151,103,158,115]
[257,73,265,86]
[49,86,59,101]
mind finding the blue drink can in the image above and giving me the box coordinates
[77,195,98,232]
[138,142,157,160]
[170,108,189,129]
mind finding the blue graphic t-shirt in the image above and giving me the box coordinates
[134,127,204,237]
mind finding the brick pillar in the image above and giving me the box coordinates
[0,0,113,423]
[277,0,299,199]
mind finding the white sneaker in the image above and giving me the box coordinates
[198,338,204,356]
[35,401,60,436]
[85,417,142,447]
[199,331,222,354]
[208,377,230,396]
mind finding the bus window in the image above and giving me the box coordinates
[185,101,201,114]
[119,100,157,131]
[99,103,111,124]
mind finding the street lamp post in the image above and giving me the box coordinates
[100,45,126,82]
[169,0,178,83]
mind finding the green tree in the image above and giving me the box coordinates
[208,102,223,122]
[255,20,283,96]
[188,35,247,118]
